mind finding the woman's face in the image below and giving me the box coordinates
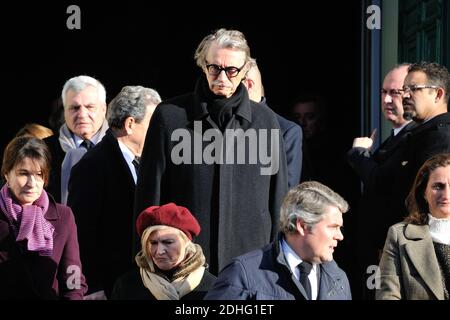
[5,157,44,206]
[148,227,188,271]
[425,165,450,219]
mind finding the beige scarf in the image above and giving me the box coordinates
[135,228,207,300]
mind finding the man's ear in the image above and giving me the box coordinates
[101,102,107,115]
[296,219,308,236]
[435,87,446,103]
[245,78,255,90]
[124,117,135,135]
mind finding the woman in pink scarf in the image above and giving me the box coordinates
[0,136,87,299]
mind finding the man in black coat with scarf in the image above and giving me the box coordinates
[134,28,288,275]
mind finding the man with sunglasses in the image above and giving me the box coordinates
[134,28,288,275]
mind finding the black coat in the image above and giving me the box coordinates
[347,122,417,297]
[393,112,450,220]
[348,113,450,249]
[347,121,416,193]
[44,135,66,202]
[67,129,136,297]
[111,268,217,300]
[135,80,288,274]
[260,97,302,188]
[276,114,302,188]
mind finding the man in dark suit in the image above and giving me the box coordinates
[44,75,108,204]
[243,58,303,188]
[134,28,288,275]
[347,64,413,298]
[394,62,450,218]
[205,181,351,300]
[348,62,450,298]
[68,86,161,299]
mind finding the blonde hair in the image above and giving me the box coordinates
[16,123,53,140]
[135,225,192,271]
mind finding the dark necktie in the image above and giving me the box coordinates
[81,140,94,150]
[132,156,140,174]
[298,261,313,300]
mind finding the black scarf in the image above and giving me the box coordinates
[195,76,247,131]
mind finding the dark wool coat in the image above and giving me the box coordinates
[275,113,302,188]
[44,134,66,203]
[0,194,87,299]
[388,112,450,227]
[111,268,217,300]
[134,80,288,274]
[346,122,417,256]
[260,97,302,188]
[68,129,136,297]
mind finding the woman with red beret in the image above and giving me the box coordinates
[112,203,216,299]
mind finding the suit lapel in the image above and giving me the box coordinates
[274,238,309,300]
[373,122,415,163]
[404,224,444,300]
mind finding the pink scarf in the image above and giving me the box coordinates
[0,184,54,256]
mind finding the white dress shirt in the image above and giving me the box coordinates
[117,140,138,184]
[281,238,318,300]
[393,121,411,136]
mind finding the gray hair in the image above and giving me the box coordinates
[107,86,161,129]
[408,62,450,103]
[61,75,107,108]
[280,181,349,234]
[194,28,251,69]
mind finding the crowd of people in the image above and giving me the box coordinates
[1,28,450,300]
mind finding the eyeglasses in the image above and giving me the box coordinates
[205,62,246,78]
[381,89,403,97]
[401,84,440,94]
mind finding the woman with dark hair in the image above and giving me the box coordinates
[112,202,216,300]
[377,153,450,300]
[0,136,87,299]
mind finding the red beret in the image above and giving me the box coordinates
[136,203,201,240]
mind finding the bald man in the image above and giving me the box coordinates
[346,64,416,299]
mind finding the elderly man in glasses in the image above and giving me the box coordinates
[134,28,288,275]
[346,64,415,299]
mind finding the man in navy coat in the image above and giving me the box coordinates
[243,58,303,188]
[205,181,351,300]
